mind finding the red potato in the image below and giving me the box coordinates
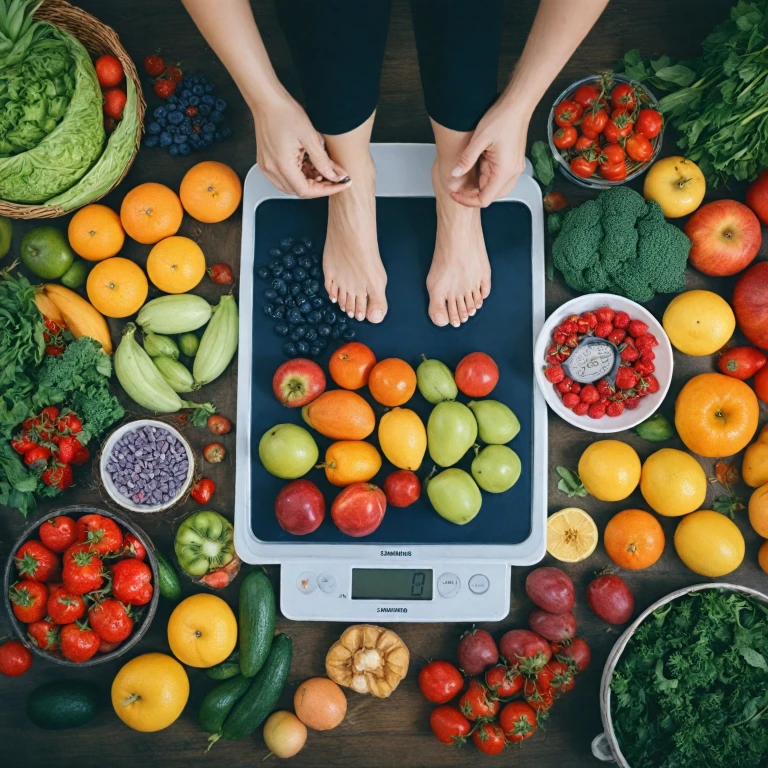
[499,629,551,674]
[525,567,575,614]
[457,628,498,676]
[551,637,592,673]
[587,574,635,624]
[529,608,577,642]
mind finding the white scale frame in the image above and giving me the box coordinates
[235,143,547,622]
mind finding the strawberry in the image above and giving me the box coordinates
[45,344,65,356]
[613,311,630,329]
[544,365,565,384]
[642,374,660,394]
[620,344,639,362]
[580,384,599,404]
[615,367,638,390]
[57,413,83,435]
[42,463,73,490]
[71,445,90,467]
[565,334,579,348]
[573,402,589,416]
[143,52,165,77]
[595,322,613,338]
[166,64,183,82]
[54,436,83,464]
[560,320,578,334]
[553,331,567,345]
[595,307,614,323]
[580,311,598,328]
[556,377,574,394]
[570,382,581,395]
[576,318,591,334]
[640,349,655,362]
[562,393,580,409]
[596,379,614,396]
[607,329,626,345]
[635,333,658,350]
[606,401,625,417]
[153,78,176,99]
[624,396,641,410]
[24,446,51,470]
[634,360,655,376]
[628,320,648,337]
[588,402,607,419]
[11,433,37,454]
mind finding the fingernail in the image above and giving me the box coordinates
[369,309,383,323]
[450,166,463,177]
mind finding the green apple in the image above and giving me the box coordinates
[417,355,458,404]
[0,217,11,260]
[468,400,520,444]
[471,445,521,493]
[427,468,482,525]
[259,423,318,479]
[20,226,74,279]
[427,401,477,467]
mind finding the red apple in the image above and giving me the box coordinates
[733,262,768,349]
[331,482,387,537]
[684,200,761,277]
[275,479,325,535]
[455,352,499,397]
[272,358,326,408]
[383,470,421,508]
[746,168,768,225]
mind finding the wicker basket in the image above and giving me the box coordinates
[0,0,145,219]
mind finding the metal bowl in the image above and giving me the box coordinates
[547,73,663,190]
[592,582,768,765]
[3,504,160,667]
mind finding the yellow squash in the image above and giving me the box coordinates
[41,283,113,353]
[34,290,64,325]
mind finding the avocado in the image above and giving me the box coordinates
[27,680,101,730]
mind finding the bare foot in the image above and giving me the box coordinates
[427,161,491,327]
[323,155,387,323]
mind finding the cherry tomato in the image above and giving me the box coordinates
[570,156,599,178]
[599,161,628,181]
[418,660,464,703]
[472,723,507,755]
[39,515,78,553]
[580,108,608,138]
[429,705,471,746]
[28,618,60,651]
[546,660,576,694]
[575,135,598,152]
[523,679,554,711]
[485,663,524,698]
[76,514,124,555]
[604,110,634,142]
[611,82,637,111]
[123,534,147,561]
[15,540,59,581]
[572,83,601,109]
[110,559,153,606]
[9,580,48,623]
[0,641,32,677]
[551,637,592,673]
[458,679,499,721]
[625,133,653,163]
[553,99,583,127]
[500,701,537,743]
[718,347,768,380]
[601,143,626,165]
[47,585,86,624]
[553,125,578,150]
[635,108,663,138]
[543,191,568,213]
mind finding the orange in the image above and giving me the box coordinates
[368,358,417,406]
[86,257,148,318]
[302,390,375,440]
[294,678,347,731]
[329,342,377,390]
[748,482,768,537]
[321,441,382,486]
[120,183,183,244]
[147,236,206,293]
[167,594,237,668]
[759,540,768,576]
[675,372,759,457]
[603,508,665,570]
[68,204,124,261]
[179,161,242,223]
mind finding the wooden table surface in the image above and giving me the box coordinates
[3,0,765,766]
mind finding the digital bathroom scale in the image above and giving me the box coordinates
[235,144,546,622]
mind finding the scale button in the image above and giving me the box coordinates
[437,572,461,599]
[469,574,490,595]
[317,572,336,594]
[296,571,317,594]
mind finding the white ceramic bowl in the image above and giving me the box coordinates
[100,419,194,513]
[534,293,673,434]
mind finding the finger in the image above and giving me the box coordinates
[477,158,492,192]
[262,168,292,195]
[451,135,487,178]
[282,162,352,198]
[306,138,349,182]
[449,188,484,208]
[478,174,519,207]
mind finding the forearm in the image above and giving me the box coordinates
[182,0,286,112]
[500,0,610,118]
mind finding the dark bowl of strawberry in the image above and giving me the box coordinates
[3,505,160,668]
[534,293,673,433]
[547,73,663,189]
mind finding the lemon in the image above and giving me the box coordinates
[674,509,745,577]
[167,594,237,668]
[640,448,707,517]
[662,290,735,356]
[546,507,598,562]
[577,440,641,502]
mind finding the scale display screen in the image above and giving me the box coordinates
[351,568,433,601]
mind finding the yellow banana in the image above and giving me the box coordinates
[42,283,113,354]
[34,290,65,325]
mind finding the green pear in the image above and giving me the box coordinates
[468,400,520,444]
[427,401,478,467]
[471,445,521,493]
[427,468,482,525]
[258,423,318,479]
[417,355,458,404]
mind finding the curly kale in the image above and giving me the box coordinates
[552,186,691,302]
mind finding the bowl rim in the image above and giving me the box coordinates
[534,293,673,433]
[547,72,663,190]
[3,504,160,667]
[99,419,194,514]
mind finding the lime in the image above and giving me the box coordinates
[0,217,12,259]
[21,226,74,279]
[60,260,88,289]
[178,332,199,357]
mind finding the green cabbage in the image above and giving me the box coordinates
[0,0,104,203]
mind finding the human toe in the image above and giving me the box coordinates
[472,288,483,311]
[429,297,450,327]
[447,299,461,328]
[354,295,367,322]
[457,296,469,323]
[480,277,491,299]
[366,291,387,324]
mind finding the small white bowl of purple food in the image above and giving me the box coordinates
[100,419,195,513]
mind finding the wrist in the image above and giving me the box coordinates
[498,87,536,123]
[246,78,290,116]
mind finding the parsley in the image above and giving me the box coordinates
[611,590,768,768]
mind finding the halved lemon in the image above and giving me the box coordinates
[547,507,598,562]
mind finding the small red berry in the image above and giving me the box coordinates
[185,106,198,116]
[595,307,614,323]
[643,374,660,394]
[628,320,648,337]
[620,345,639,362]
[588,402,607,419]
[553,331,567,345]
[607,329,626,345]
[573,402,590,416]
[595,322,613,338]
[624,396,641,410]
[640,349,655,361]
[635,334,658,350]
[613,311,630,329]
[570,382,581,395]
[580,311,598,328]
[565,334,579,348]
[556,377,574,393]
[616,367,638,390]
[562,393,580,409]
[580,384,599,404]
[544,365,565,383]
[561,320,578,334]
[606,401,625,417]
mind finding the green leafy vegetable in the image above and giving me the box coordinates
[555,467,587,498]
[611,589,768,768]
[531,140,555,187]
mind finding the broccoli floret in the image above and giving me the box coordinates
[552,187,691,302]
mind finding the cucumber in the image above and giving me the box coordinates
[207,650,240,680]
[27,681,101,730]
[155,549,182,600]
[239,568,275,677]
[199,674,251,737]
[209,633,292,748]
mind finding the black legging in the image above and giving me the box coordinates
[275,0,504,135]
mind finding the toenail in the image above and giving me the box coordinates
[452,320,460,328]
[356,312,364,321]
[469,309,476,316]
[348,311,354,318]
[331,297,337,303]
[369,309,383,322]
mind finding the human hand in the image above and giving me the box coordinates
[448,101,530,207]
[254,92,351,198]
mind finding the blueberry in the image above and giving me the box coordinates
[285,297,296,308]
[274,296,285,306]
[204,83,215,93]
[263,303,275,318]
[159,132,173,148]
[290,326,306,342]
[290,284,301,297]
[310,297,325,309]
[179,143,191,156]
[296,341,310,355]
[193,85,205,96]
[274,281,288,296]
[178,98,189,110]
[309,344,323,358]
[143,135,159,148]
[188,96,200,108]
[295,292,308,305]
[180,88,192,99]
[287,308,303,325]
[179,122,192,135]
[210,110,223,124]
[199,104,212,117]
[293,267,308,281]
[173,133,187,144]
[302,236,314,248]
[166,102,177,112]
[271,265,285,279]
[343,329,356,341]
[215,98,228,111]
[256,266,270,280]
[315,338,328,350]
[299,301,312,314]
[264,288,278,301]
[308,310,323,325]
[311,252,322,265]
[156,116,168,128]
[306,279,321,295]
[281,255,296,270]
[279,237,294,250]
[153,106,167,119]
[318,324,331,337]
[323,311,337,325]
[166,93,178,103]
[337,316,348,328]
[214,131,222,142]
[203,123,215,134]
[282,271,294,284]
[282,342,297,357]
[274,322,289,337]
[268,247,282,258]
[291,244,306,256]
[273,305,286,319]
[147,121,162,134]
[201,94,215,106]
[168,144,180,157]
[168,110,184,125]
[305,328,318,342]
[332,327,342,340]
[310,266,323,279]
[298,256,312,269]
[167,125,178,135]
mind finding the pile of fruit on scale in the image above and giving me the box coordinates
[7,512,153,664]
[544,305,660,419]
